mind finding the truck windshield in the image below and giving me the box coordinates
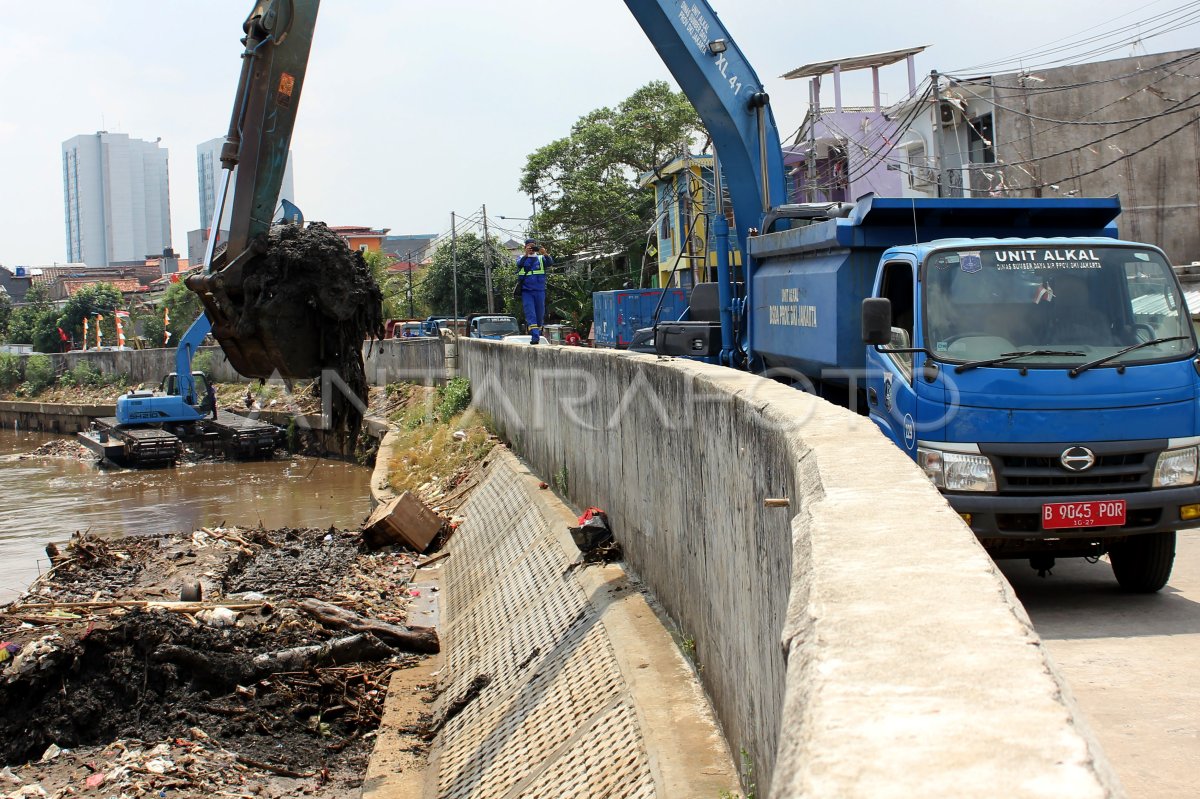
[923,246,1194,368]
[478,319,519,336]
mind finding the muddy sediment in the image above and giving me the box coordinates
[240,222,384,451]
[192,221,383,453]
[0,527,432,797]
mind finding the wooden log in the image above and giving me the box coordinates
[154,633,397,686]
[5,600,263,613]
[298,598,439,654]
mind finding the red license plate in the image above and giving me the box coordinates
[1042,500,1126,529]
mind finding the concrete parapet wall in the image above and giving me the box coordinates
[0,401,115,434]
[363,337,449,386]
[3,346,241,386]
[461,340,1122,798]
[5,340,447,389]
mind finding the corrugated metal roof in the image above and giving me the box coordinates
[782,45,928,80]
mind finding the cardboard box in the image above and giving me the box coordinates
[363,491,445,552]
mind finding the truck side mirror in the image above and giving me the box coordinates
[862,298,893,345]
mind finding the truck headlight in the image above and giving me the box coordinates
[1153,446,1198,487]
[917,447,997,492]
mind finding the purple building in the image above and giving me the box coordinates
[781,46,926,203]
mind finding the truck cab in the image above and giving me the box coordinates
[860,239,1198,588]
[469,315,519,340]
[738,196,1200,591]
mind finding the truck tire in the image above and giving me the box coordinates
[1108,531,1175,593]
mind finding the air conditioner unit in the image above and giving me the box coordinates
[939,99,967,126]
[911,166,937,188]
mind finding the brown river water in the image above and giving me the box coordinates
[0,429,373,603]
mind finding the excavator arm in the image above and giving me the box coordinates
[622,0,786,254]
[189,0,783,375]
[186,0,323,379]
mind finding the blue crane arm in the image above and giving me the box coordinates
[622,0,787,250]
[175,313,214,406]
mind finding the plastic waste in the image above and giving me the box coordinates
[197,607,239,628]
[0,642,20,667]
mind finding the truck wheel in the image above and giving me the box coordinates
[1108,531,1176,593]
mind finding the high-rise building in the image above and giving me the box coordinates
[195,137,295,235]
[62,132,172,267]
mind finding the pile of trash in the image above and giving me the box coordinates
[21,441,92,461]
[0,526,438,799]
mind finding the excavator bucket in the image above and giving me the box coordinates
[188,221,383,381]
[185,0,383,381]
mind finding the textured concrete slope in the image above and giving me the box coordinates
[423,450,737,798]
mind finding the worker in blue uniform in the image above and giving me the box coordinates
[516,238,553,344]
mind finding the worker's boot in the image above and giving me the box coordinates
[530,325,541,345]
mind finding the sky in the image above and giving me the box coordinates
[0,0,1197,267]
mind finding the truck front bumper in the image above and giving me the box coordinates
[946,484,1200,539]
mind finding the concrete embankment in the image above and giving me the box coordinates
[461,340,1122,799]
[0,336,439,450]
[396,450,739,797]
[3,336,450,390]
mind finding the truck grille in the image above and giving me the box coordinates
[982,441,1164,495]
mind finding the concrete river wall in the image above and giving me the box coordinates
[461,340,1122,799]
[3,338,1125,795]
[2,337,450,390]
[0,338,449,438]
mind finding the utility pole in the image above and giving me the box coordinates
[931,70,946,198]
[451,212,459,323]
[482,204,494,313]
[405,251,414,318]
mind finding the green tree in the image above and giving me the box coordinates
[520,80,703,266]
[58,283,124,349]
[417,232,516,317]
[0,291,11,339]
[518,81,704,329]
[365,250,423,320]
[7,284,59,352]
[159,280,202,345]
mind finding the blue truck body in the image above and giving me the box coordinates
[732,194,1200,587]
[593,288,688,348]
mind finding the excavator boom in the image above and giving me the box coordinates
[186,0,332,379]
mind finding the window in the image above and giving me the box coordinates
[659,186,673,241]
[358,244,369,252]
[967,113,995,164]
[906,143,933,189]
[879,260,915,380]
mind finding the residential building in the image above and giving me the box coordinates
[382,233,438,267]
[330,225,390,253]
[641,154,742,290]
[890,48,1200,262]
[782,46,925,204]
[62,132,172,267]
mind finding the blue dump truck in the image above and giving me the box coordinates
[660,194,1199,591]
[593,287,688,348]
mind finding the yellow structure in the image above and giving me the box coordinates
[640,154,741,290]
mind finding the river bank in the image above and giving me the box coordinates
[0,380,497,797]
[0,526,437,799]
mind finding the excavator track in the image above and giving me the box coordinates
[78,413,282,468]
[201,410,281,460]
[79,418,183,467]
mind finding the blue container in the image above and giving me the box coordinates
[593,288,688,348]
